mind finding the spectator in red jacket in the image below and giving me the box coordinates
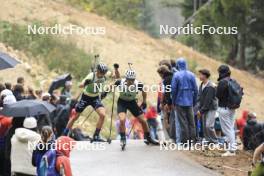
[236,110,249,140]
[56,136,76,176]
[145,105,158,139]
[0,115,13,175]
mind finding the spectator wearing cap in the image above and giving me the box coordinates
[61,81,73,101]
[197,69,218,144]
[11,117,40,176]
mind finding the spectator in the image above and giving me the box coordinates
[216,65,237,156]
[32,126,55,175]
[4,82,12,90]
[197,69,218,144]
[36,93,53,131]
[13,84,26,101]
[157,65,179,143]
[35,90,43,100]
[17,77,25,86]
[0,83,5,93]
[27,87,37,100]
[171,58,198,144]
[61,81,73,100]
[243,113,264,151]
[0,114,12,176]
[41,92,51,102]
[4,117,25,176]
[56,136,75,176]
[236,110,249,140]
[11,117,41,176]
[145,105,158,140]
[170,59,178,73]
[54,96,71,137]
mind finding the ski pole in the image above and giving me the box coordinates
[81,110,95,126]
[107,88,116,143]
[128,62,133,70]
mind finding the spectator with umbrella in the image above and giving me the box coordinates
[48,73,72,95]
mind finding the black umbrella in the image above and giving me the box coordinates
[48,73,72,94]
[0,100,56,117]
[0,52,20,70]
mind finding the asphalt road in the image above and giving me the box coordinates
[70,140,218,176]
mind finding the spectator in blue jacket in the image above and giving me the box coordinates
[171,58,198,143]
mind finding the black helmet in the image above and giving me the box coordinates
[97,63,108,74]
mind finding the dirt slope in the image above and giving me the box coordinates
[0,0,263,118]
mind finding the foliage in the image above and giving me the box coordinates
[0,21,92,79]
[179,0,264,73]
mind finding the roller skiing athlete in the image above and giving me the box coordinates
[114,70,159,151]
[64,63,109,143]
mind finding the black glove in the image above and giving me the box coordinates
[113,63,119,69]
[101,92,108,99]
[140,102,147,110]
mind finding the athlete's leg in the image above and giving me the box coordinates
[95,107,106,130]
[118,112,127,133]
[66,112,80,129]
[137,114,150,133]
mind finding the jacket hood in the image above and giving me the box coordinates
[56,136,75,157]
[217,65,231,81]
[176,58,187,71]
[14,128,40,143]
[247,119,257,126]
[241,110,249,120]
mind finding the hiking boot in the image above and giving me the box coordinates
[221,151,236,157]
[144,133,159,145]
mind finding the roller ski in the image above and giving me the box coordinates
[120,133,126,151]
[90,133,107,143]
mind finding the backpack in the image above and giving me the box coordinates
[226,78,244,109]
[39,150,60,176]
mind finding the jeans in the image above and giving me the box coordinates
[218,107,236,151]
[173,110,181,144]
[147,119,158,140]
[176,106,196,143]
[169,110,176,140]
[202,110,218,143]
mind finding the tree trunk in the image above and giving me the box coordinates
[227,36,238,66]
[238,32,247,69]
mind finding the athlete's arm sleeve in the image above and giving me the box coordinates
[81,73,93,85]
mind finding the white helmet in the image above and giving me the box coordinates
[125,70,136,79]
